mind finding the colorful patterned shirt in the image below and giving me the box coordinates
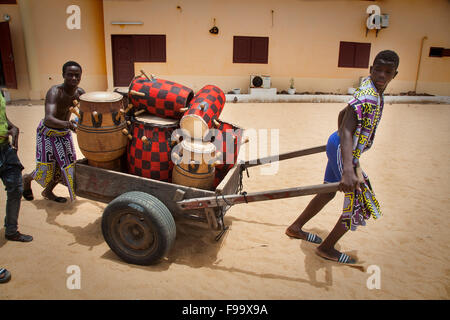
[348,76,384,166]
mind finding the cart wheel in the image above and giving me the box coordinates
[101,191,176,265]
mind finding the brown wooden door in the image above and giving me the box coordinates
[0,21,17,89]
[112,35,134,87]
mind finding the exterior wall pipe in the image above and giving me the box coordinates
[414,36,428,93]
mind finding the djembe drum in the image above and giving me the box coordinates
[127,113,179,182]
[77,91,128,170]
[180,85,226,140]
[128,76,194,119]
[171,139,220,190]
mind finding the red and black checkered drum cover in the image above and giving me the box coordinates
[129,76,194,119]
[183,85,225,129]
[205,121,244,187]
[127,114,179,182]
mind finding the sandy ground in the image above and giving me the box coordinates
[0,102,449,300]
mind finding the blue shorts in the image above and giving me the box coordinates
[324,131,343,183]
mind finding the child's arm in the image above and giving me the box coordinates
[338,105,360,193]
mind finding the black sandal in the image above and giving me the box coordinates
[22,189,34,201]
[0,268,11,283]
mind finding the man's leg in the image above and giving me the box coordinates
[316,217,355,263]
[286,191,336,240]
[41,171,67,203]
[2,162,32,242]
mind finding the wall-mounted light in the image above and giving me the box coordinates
[111,21,143,26]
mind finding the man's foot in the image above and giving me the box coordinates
[22,188,34,201]
[315,247,356,264]
[22,174,34,201]
[0,268,11,283]
[42,190,67,203]
[285,226,322,244]
[5,231,33,242]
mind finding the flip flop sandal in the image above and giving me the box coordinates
[22,189,34,201]
[316,250,356,265]
[0,268,11,284]
[305,232,322,244]
[286,228,322,244]
[43,196,67,203]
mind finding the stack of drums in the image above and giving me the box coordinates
[174,85,226,190]
[125,75,194,182]
[77,91,128,171]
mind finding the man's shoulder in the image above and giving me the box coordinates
[354,79,378,105]
[47,84,63,96]
[77,87,85,93]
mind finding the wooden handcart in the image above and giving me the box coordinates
[74,145,339,265]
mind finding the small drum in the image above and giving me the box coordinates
[77,91,127,170]
[127,114,179,182]
[128,76,194,119]
[205,121,244,187]
[171,140,220,190]
[180,85,225,139]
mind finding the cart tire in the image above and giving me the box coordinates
[101,191,176,265]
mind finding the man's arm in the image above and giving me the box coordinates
[338,104,360,193]
[43,87,76,130]
[6,115,19,150]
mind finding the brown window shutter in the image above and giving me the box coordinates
[150,35,166,62]
[251,37,269,63]
[233,36,251,63]
[354,43,371,68]
[338,42,355,67]
[133,35,150,62]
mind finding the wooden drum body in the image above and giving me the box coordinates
[171,140,220,190]
[129,76,194,119]
[127,114,179,182]
[77,91,128,170]
[180,85,225,140]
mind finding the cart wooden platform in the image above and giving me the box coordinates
[74,145,339,265]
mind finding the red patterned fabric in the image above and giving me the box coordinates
[127,117,179,182]
[129,77,194,119]
[184,85,225,129]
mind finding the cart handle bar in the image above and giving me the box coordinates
[176,182,339,210]
[243,145,326,168]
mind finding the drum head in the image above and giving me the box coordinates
[80,91,123,102]
[181,139,216,154]
[134,113,179,128]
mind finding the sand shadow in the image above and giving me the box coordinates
[299,227,366,289]
[27,197,106,250]
[100,215,233,271]
[100,217,336,286]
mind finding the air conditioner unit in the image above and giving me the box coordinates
[250,75,271,89]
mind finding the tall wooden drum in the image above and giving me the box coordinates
[127,114,179,182]
[77,91,128,170]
